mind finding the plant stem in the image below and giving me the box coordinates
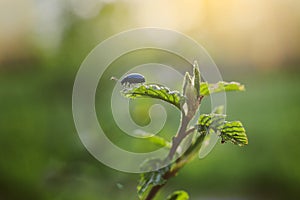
[144,114,193,200]
[144,160,184,200]
[167,115,190,160]
[144,99,202,200]
[145,184,165,200]
[144,131,205,200]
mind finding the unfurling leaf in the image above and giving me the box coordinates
[197,114,226,133]
[137,159,171,199]
[122,84,183,110]
[196,114,248,146]
[221,121,248,146]
[182,72,199,118]
[167,190,189,200]
[200,81,245,96]
[193,61,201,98]
[182,72,192,95]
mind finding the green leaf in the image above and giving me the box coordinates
[200,81,245,96]
[197,114,226,133]
[147,135,171,148]
[196,114,248,146]
[220,121,248,146]
[137,160,171,199]
[122,84,183,110]
[167,190,189,200]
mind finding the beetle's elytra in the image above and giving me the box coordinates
[121,73,145,86]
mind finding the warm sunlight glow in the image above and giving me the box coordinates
[126,0,206,30]
[1,0,300,69]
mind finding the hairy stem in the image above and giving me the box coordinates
[144,115,196,200]
[144,99,202,200]
[167,115,190,160]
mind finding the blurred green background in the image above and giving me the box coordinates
[1,0,300,200]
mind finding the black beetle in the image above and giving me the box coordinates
[120,73,145,86]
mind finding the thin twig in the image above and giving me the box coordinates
[185,127,196,136]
